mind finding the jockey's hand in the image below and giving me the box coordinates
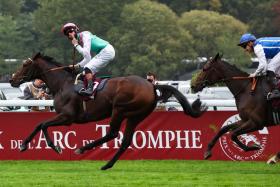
[69,64,80,70]
[71,37,78,46]
[249,73,256,77]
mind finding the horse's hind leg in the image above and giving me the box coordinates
[75,109,124,154]
[204,121,240,159]
[101,117,139,170]
[231,121,261,151]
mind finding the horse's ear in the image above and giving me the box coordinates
[214,53,220,61]
[33,52,41,60]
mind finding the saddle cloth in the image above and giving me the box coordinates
[74,73,109,100]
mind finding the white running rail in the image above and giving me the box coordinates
[0,99,236,107]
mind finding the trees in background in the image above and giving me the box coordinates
[179,10,248,67]
[107,0,196,79]
[0,0,279,80]
[158,0,277,36]
[32,0,137,63]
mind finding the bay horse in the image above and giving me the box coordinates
[10,52,206,170]
[191,53,279,163]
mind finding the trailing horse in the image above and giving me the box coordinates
[191,53,280,163]
[10,52,206,170]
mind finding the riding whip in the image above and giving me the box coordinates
[72,47,76,77]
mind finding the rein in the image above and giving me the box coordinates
[222,76,258,94]
[201,64,258,92]
[41,66,69,74]
[72,47,76,77]
[201,76,258,98]
[21,58,72,79]
[197,57,260,98]
[43,48,76,76]
[197,74,258,97]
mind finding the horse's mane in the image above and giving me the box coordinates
[220,60,249,76]
[34,52,73,74]
[38,54,63,67]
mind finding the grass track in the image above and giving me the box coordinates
[0,160,279,187]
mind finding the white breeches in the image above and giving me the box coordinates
[267,52,280,75]
[84,44,115,73]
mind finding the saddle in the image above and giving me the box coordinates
[74,73,109,101]
[248,76,280,124]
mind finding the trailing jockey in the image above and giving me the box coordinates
[61,22,115,97]
[238,33,280,100]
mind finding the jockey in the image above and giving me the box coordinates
[61,23,115,96]
[238,33,280,99]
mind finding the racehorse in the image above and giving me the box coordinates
[10,52,206,170]
[191,53,279,163]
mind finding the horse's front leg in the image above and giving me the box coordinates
[20,113,73,153]
[204,121,240,159]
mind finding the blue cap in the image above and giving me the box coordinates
[238,33,256,46]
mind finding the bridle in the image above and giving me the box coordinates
[12,57,71,83]
[197,62,256,98]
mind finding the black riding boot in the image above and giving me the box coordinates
[79,79,94,96]
[267,71,280,100]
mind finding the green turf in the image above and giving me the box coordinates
[0,160,278,187]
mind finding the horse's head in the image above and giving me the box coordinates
[191,53,225,93]
[9,52,42,87]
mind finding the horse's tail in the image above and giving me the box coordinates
[154,84,207,118]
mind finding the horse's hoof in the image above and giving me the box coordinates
[267,155,278,165]
[101,164,113,170]
[74,148,84,155]
[267,160,277,165]
[19,144,27,152]
[252,144,261,150]
[204,151,212,160]
[54,146,62,154]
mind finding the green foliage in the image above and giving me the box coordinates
[21,0,39,13]
[220,0,277,36]
[159,0,277,36]
[0,15,21,59]
[179,10,249,67]
[33,0,137,64]
[0,0,278,80]
[157,0,222,15]
[0,0,23,17]
[108,0,196,79]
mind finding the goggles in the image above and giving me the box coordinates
[64,28,75,36]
